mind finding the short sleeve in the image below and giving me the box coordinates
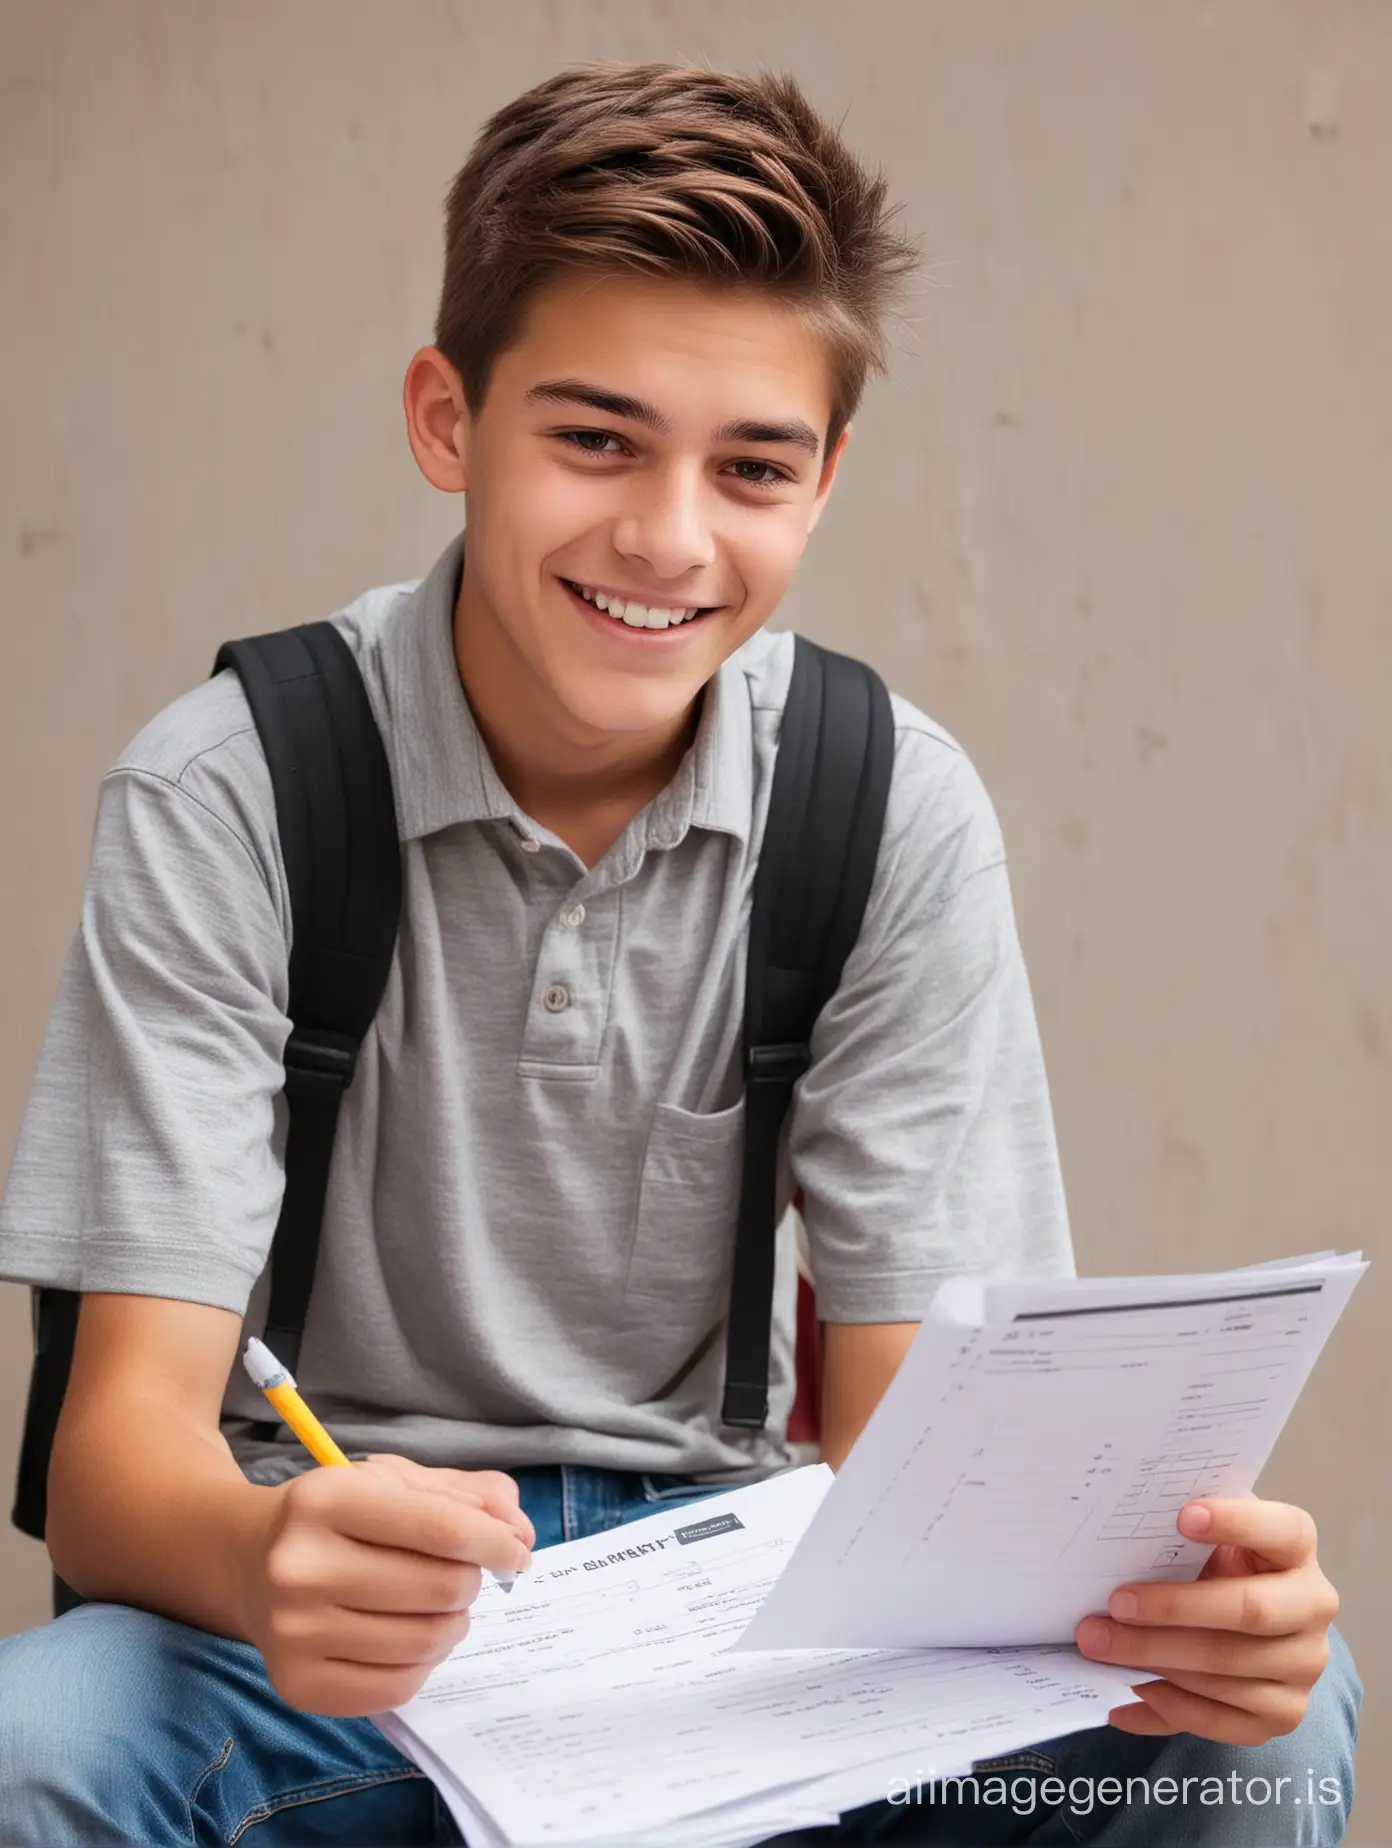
[789,724,1075,1323]
[0,766,291,1309]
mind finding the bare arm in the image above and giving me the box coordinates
[46,1292,534,1715]
[818,1321,918,1471]
[46,1292,275,1639]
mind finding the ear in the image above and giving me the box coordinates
[403,347,470,493]
[806,425,851,535]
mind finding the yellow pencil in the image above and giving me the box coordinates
[242,1336,350,1466]
[240,1336,519,1591]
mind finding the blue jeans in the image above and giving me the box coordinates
[0,1465,1361,1846]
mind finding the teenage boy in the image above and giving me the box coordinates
[0,59,1359,1848]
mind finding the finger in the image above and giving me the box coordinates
[1142,1666,1314,1731]
[451,1469,536,1550]
[314,1530,486,1615]
[363,1458,535,1549]
[1105,1700,1181,1737]
[1177,1497,1318,1571]
[1077,1615,1330,1680]
[1091,1564,1332,1636]
[364,1455,482,1506]
[317,1605,474,1669]
[270,1656,435,1719]
[269,1599,474,1668]
[1119,1677,1298,1747]
[457,1469,525,1516]
[329,1480,532,1575]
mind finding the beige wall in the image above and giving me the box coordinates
[2,0,1387,1837]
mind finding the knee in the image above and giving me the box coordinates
[0,1603,202,1847]
[1278,1623,1362,1844]
[1165,1624,1361,1846]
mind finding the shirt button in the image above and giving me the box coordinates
[542,983,570,1013]
[516,833,541,855]
[562,903,586,929]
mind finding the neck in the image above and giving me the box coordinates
[452,568,701,850]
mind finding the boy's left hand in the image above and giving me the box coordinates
[1075,1497,1339,1745]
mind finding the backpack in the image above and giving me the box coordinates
[12,619,894,1609]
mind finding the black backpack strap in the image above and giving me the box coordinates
[11,622,400,1556]
[722,635,895,1429]
[213,622,401,1395]
[10,1286,80,1541]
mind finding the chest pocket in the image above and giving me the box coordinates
[623,1099,746,1350]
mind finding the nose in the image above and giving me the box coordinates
[611,461,716,585]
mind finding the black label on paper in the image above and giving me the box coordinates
[673,1512,745,1545]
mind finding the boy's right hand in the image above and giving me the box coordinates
[241,1453,535,1716]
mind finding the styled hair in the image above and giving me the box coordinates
[435,60,921,459]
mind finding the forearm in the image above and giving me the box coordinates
[46,1391,279,1640]
[819,1321,918,1471]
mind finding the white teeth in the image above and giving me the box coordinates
[571,581,700,628]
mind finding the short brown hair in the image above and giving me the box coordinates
[435,60,921,458]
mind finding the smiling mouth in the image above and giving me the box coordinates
[560,577,721,631]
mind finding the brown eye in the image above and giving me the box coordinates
[729,460,791,491]
[558,430,626,456]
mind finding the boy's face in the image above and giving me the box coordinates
[413,272,848,744]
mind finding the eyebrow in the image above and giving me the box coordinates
[524,376,823,458]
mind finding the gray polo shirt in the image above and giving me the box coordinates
[0,532,1073,1483]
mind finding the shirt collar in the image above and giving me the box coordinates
[644,652,752,851]
[376,531,512,843]
[376,529,753,850]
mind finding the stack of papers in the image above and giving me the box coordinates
[375,1467,1137,1847]
[739,1249,1366,1650]
[376,1252,1363,1848]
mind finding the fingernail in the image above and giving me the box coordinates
[1077,1618,1111,1655]
[1180,1503,1212,1536]
[514,1546,532,1571]
[1109,1591,1139,1621]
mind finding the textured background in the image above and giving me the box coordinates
[2,1,1387,1837]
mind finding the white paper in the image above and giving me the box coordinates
[375,1718,840,1848]
[736,1254,1366,1651]
[380,1467,1133,1848]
